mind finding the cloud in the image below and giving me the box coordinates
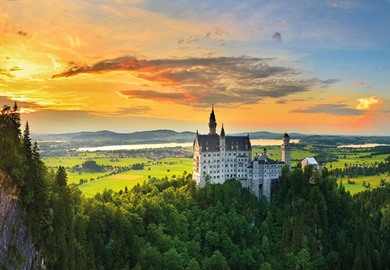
[328,1,357,10]
[118,90,189,102]
[90,106,151,117]
[319,79,339,85]
[354,81,365,86]
[115,106,151,115]
[205,27,228,44]
[0,66,22,79]
[356,96,380,110]
[276,99,286,104]
[16,30,27,36]
[276,98,307,104]
[0,95,42,113]
[53,55,338,106]
[272,32,282,42]
[292,103,363,116]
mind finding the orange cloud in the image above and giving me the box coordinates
[53,55,338,106]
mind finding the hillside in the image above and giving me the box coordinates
[32,129,195,146]
[33,129,390,147]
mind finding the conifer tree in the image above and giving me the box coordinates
[56,166,68,187]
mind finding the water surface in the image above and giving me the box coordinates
[78,138,301,152]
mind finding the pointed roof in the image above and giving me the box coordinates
[220,124,225,137]
[283,132,290,139]
[209,104,216,121]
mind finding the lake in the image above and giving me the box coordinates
[78,139,300,152]
[337,143,390,148]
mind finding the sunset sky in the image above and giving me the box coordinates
[1,0,389,135]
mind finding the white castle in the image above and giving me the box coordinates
[193,106,291,200]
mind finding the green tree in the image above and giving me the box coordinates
[56,166,68,187]
[203,251,230,270]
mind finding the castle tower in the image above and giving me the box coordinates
[208,105,217,135]
[282,133,291,166]
[220,124,225,142]
[219,124,226,182]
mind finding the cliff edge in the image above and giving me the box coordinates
[0,168,42,269]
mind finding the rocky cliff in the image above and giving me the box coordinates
[0,168,42,269]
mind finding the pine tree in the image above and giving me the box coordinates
[22,122,34,205]
[56,166,68,187]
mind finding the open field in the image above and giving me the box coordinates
[79,157,192,196]
[43,155,193,196]
[328,154,389,169]
[43,145,389,196]
[342,174,390,195]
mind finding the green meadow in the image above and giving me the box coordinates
[43,145,389,197]
[43,156,193,197]
[341,174,390,195]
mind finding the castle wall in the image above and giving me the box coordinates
[193,107,289,201]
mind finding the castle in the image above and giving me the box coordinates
[193,106,291,200]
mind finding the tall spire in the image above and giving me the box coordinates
[220,123,225,137]
[208,104,217,135]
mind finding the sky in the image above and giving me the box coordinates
[0,0,389,135]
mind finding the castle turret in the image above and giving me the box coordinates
[220,124,226,180]
[282,133,291,166]
[208,105,217,135]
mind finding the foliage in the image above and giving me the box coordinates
[131,163,145,170]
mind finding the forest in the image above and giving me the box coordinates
[1,104,390,269]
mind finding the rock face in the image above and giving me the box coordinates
[0,168,41,269]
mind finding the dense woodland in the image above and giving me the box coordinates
[1,104,390,269]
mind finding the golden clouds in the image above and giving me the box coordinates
[356,96,380,110]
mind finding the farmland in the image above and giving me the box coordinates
[42,142,390,197]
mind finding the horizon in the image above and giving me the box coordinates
[30,127,390,138]
[1,1,389,136]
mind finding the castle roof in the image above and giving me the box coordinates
[283,132,290,139]
[194,134,251,152]
[220,124,225,137]
[209,105,216,122]
[248,155,284,168]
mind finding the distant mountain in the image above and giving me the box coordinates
[32,130,197,147]
[32,129,303,145]
[233,131,308,139]
[32,129,390,149]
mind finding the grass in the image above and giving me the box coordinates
[43,147,389,197]
[78,157,193,196]
[329,154,389,169]
[79,175,142,197]
[43,156,150,168]
[341,174,390,195]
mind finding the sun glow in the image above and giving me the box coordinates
[356,96,380,110]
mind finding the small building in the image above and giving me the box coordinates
[301,157,319,171]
